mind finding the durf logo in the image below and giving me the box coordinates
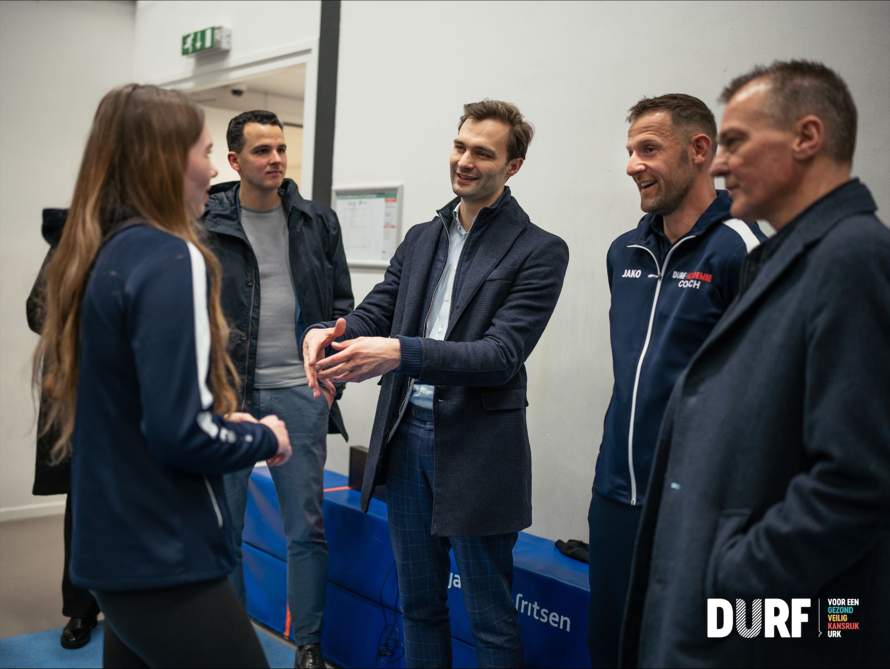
[707,599,811,638]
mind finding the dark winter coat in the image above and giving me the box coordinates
[315,187,569,536]
[27,208,68,495]
[200,179,354,438]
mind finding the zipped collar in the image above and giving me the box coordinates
[630,190,733,251]
[434,186,518,230]
[203,178,310,237]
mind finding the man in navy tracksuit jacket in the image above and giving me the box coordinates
[587,94,765,667]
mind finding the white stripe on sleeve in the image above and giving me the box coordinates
[186,242,219,439]
[721,219,761,253]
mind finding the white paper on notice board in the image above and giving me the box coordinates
[333,186,401,267]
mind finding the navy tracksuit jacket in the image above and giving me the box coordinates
[595,191,765,506]
[70,222,278,591]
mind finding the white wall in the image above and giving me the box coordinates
[0,0,135,520]
[132,1,320,85]
[133,0,321,198]
[333,0,890,541]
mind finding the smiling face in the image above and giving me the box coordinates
[228,122,287,194]
[183,124,217,220]
[625,111,698,216]
[449,117,522,206]
[710,80,799,224]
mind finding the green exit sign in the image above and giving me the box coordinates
[181,26,231,56]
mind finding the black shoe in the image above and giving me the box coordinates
[60,616,97,650]
[295,643,325,669]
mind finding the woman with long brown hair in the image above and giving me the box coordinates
[33,83,291,667]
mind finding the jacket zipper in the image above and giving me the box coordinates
[204,477,224,528]
[383,212,452,445]
[240,249,259,410]
[624,236,696,505]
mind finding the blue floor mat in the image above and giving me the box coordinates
[0,621,296,668]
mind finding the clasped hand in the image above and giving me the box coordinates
[226,411,292,467]
[302,317,401,398]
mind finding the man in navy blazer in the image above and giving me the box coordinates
[303,100,568,667]
[622,61,890,667]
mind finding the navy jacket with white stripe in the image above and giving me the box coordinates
[595,191,765,506]
[69,222,278,591]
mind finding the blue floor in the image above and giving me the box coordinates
[0,621,296,668]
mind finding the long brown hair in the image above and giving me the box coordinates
[33,83,238,463]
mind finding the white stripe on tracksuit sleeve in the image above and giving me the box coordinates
[129,236,277,473]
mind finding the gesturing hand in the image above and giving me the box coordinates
[314,336,402,384]
[260,414,292,467]
[302,318,347,399]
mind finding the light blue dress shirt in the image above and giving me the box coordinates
[410,204,471,409]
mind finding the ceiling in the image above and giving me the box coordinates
[188,63,306,113]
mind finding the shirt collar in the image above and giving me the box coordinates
[452,202,470,237]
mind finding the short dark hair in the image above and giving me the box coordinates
[626,94,718,147]
[719,60,857,163]
[226,110,284,152]
[459,99,534,161]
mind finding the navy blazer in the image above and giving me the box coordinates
[339,188,568,536]
[622,180,890,666]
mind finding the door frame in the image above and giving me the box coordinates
[157,40,319,196]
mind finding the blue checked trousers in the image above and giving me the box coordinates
[386,404,523,668]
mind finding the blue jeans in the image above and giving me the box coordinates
[224,384,329,646]
[386,405,523,668]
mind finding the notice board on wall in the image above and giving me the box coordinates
[332,185,403,268]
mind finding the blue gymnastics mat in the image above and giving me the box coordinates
[244,469,590,668]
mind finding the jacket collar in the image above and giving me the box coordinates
[698,178,875,349]
[203,178,309,237]
[404,186,528,338]
[434,186,517,228]
[441,187,530,338]
[631,190,733,248]
[783,178,876,247]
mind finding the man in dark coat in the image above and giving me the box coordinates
[27,209,100,649]
[622,60,890,667]
[303,100,569,668]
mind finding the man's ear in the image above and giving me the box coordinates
[792,114,825,161]
[689,133,713,166]
[505,157,524,180]
[227,151,241,173]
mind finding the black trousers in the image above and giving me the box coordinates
[63,494,100,619]
[93,577,268,668]
[587,490,643,668]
